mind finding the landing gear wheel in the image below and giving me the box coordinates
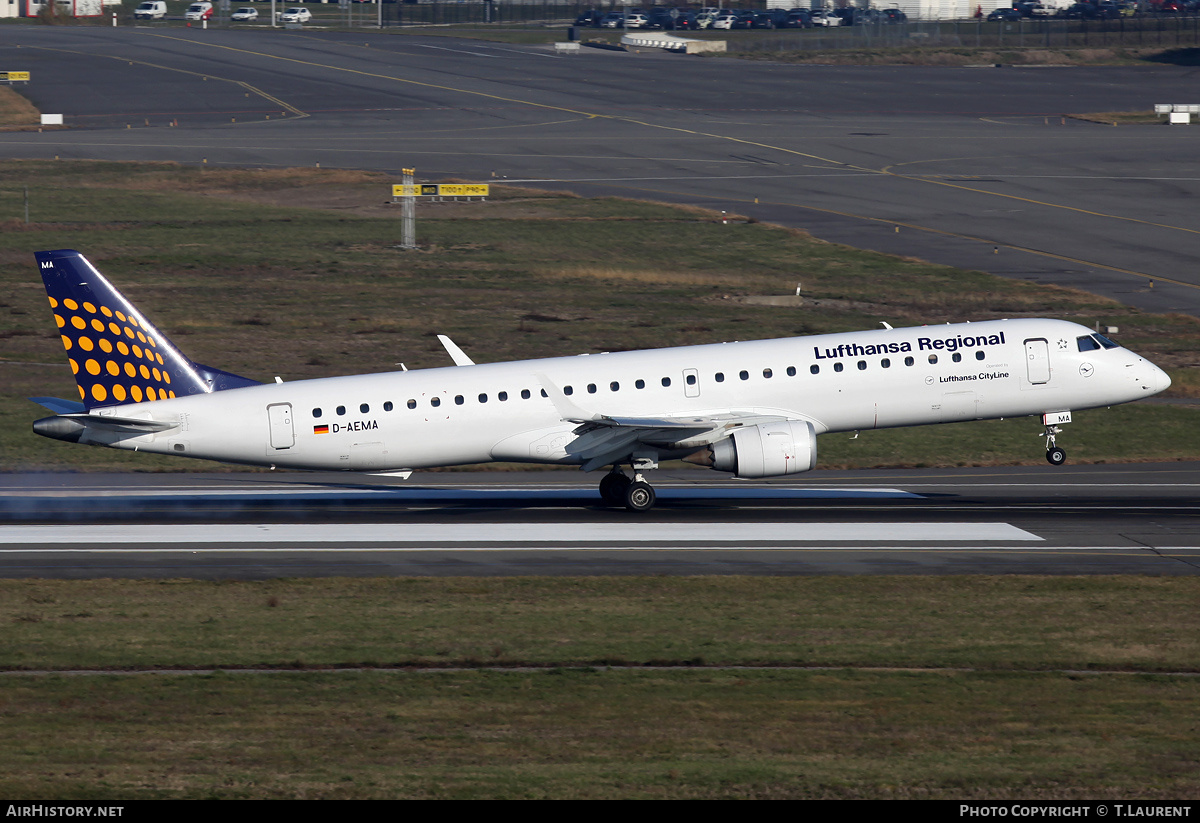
[599,472,632,506]
[1046,447,1066,466]
[624,481,656,512]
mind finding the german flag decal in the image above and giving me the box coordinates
[314,425,329,434]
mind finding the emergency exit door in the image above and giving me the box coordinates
[267,403,294,449]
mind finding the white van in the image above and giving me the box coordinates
[133,0,166,19]
[184,2,214,21]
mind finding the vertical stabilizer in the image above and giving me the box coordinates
[35,249,259,409]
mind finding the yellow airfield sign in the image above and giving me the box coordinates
[393,183,489,198]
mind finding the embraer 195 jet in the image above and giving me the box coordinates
[30,250,1170,511]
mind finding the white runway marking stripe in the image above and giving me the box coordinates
[0,523,1042,545]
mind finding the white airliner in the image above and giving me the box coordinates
[31,249,1170,511]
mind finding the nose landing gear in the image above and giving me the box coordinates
[1039,411,1072,466]
[1042,424,1066,466]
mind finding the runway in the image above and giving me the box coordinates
[3,464,1199,577]
[2,28,1199,579]
[0,27,1198,316]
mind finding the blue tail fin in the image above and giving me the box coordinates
[35,249,260,409]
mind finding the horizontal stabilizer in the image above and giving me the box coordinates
[29,396,87,415]
[33,413,178,443]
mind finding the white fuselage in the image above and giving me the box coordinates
[76,318,1169,472]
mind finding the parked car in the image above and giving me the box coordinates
[624,12,650,28]
[231,6,258,21]
[782,9,812,27]
[751,9,789,27]
[280,6,311,23]
[881,8,907,22]
[132,0,166,19]
[809,9,842,26]
[713,11,752,28]
[987,6,1023,19]
[673,11,700,29]
[183,1,213,21]
[600,11,625,27]
[574,9,604,26]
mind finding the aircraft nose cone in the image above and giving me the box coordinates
[1156,363,1172,393]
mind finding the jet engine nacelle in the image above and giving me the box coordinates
[704,421,817,478]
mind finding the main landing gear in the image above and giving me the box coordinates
[599,467,657,512]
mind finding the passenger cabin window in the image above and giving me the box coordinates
[952,353,962,363]
[715,373,724,383]
[383,401,393,412]
[739,371,749,381]
[521,389,531,399]
[455,395,464,405]
[313,408,322,418]
[498,392,508,402]
[336,406,346,416]
[928,354,938,364]
[763,368,772,379]
[635,379,646,389]
[975,351,985,360]
[833,363,844,373]
[905,356,915,366]
[407,399,417,409]
[360,403,369,413]
[857,360,866,370]
[810,365,819,374]
[610,382,620,392]
[881,359,890,369]
[686,374,697,385]
[431,397,441,407]
[587,384,597,394]
[478,393,488,403]
[786,366,796,377]
[564,386,573,395]
[661,377,671,387]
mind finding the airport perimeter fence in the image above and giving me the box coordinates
[365,3,1200,50]
[721,14,1200,52]
[279,1,1200,52]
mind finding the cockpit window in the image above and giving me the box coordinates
[1077,335,1100,352]
[1093,334,1120,350]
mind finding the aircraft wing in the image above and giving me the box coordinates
[567,411,791,471]
[536,373,790,470]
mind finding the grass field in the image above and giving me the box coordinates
[3,159,1199,472]
[2,576,1198,799]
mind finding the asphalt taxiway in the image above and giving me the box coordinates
[1,26,1198,315]
[3,464,1198,577]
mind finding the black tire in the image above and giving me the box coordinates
[1046,447,1066,466]
[624,481,656,512]
[599,472,631,506]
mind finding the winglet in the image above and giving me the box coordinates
[535,373,602,424]
[437,334,476,366]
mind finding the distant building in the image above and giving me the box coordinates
[20,0,106,17]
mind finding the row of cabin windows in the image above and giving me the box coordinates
[308,350,989,418]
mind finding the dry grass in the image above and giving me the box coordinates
[0,86,40,128]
